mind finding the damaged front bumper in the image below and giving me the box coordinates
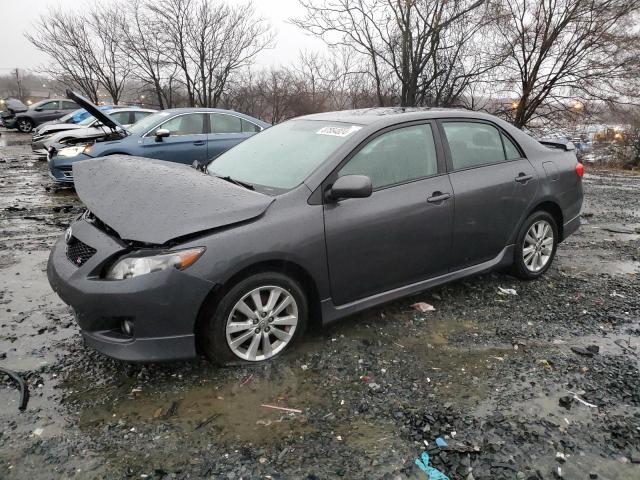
[47,219,215,362]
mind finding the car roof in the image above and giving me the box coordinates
[297,107,506,126]
[105,108,157,113]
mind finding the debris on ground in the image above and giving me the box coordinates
[412,302,436,312]
[0,367,30,411]
[497,287,518,296]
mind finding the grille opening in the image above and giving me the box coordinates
[66,237,97,267]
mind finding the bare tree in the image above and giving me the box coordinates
[118,0,177,108]
[149,0,273,108]
[26,9,101,102]
[26,4,131,104]
[496,0,640,128]
[293,0,490,107]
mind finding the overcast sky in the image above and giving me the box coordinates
[0,0,324,74]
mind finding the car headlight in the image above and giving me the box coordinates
[106,247,205,280]
[57,144,92,157]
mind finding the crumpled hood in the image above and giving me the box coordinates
[38,123,85,136]
[44,127,110,149]
[74,156,275,244]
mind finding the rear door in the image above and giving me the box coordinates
[439,120,538,269]
[141,113,208,164]
[323,122,454,305]
[207,113,260,161]
[61,100,79,114]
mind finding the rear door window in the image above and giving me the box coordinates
[442,122,506,170]
[62,101,78,110]
[502,134,522,160]
[109,111,131,124]
[241,118,261,133]
[132,111,152,123]
[339,124,438,190]
[210,113,242,134]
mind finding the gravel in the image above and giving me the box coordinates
[0,129,639,479]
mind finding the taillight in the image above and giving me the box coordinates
[575,162,584,178]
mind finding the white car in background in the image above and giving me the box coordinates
[32,108,157,156]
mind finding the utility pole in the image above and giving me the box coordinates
[13,68,23,101]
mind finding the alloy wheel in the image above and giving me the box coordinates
[17,119,33,133]
[225,285,298,361]
[522,219,554,272]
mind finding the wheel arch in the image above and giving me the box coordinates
[193,259,322,350]
[529,200,564,241]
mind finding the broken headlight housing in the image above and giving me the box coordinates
[57,144,92,157]
[105,247,205,280]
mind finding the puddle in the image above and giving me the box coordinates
[556,248,640,276]
[0,250,76,371]
[76,368,325,445]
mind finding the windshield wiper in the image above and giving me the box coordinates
[214,175,255,191]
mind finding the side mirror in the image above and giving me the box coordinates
[34,107,43,112]
[328,175,372,201]
[155,128,170,141]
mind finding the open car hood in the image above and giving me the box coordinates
[4,98,27,113]
[66,90,124,132]
[73,156,275,244]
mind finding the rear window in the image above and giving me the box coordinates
[443,122,506,169]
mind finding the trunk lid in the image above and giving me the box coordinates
[73,156,275,244]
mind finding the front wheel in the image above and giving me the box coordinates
[201,272,308,365]
[512,211,558,280]
[17,118,34,133]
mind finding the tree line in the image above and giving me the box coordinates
[25,0,640,128]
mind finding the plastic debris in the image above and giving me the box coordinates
[260,404,303,414]
[412,302,436,312]
[497,287,518,296]
[565,391,597,408]
[0,367,29,411]
[415,451,450,480]
[435,437,448,447]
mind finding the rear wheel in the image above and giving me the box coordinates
[17,118,34,133]
[512,211,558,280]
[201,272,308,365]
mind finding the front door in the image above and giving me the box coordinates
[142,113,208,164]
[323,123,454,305]
[439,120,539,269]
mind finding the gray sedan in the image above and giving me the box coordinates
[47,108,583,364]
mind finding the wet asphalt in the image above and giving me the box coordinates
[0,129,639,479]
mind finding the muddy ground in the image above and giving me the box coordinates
[0,129,638,480]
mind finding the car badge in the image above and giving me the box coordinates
[65,227,73,244]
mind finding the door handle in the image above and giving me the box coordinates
[427,192,451,203]
[193,140,206,146]
[515,173,533,183]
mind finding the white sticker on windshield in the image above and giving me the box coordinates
[316,125,362,137]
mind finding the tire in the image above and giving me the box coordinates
[17,118,34,133]
[201,272,308,365]
[512,210,558,280]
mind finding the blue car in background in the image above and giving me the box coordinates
[48,91,270,184]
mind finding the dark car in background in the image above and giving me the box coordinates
[47,91,270,184]
[47,108,583,364]
[3,98,79,133]
[33,107,156,156]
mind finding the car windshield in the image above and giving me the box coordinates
[127,111,172,135]
[208,120,362,193]
[78,115,97,126]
